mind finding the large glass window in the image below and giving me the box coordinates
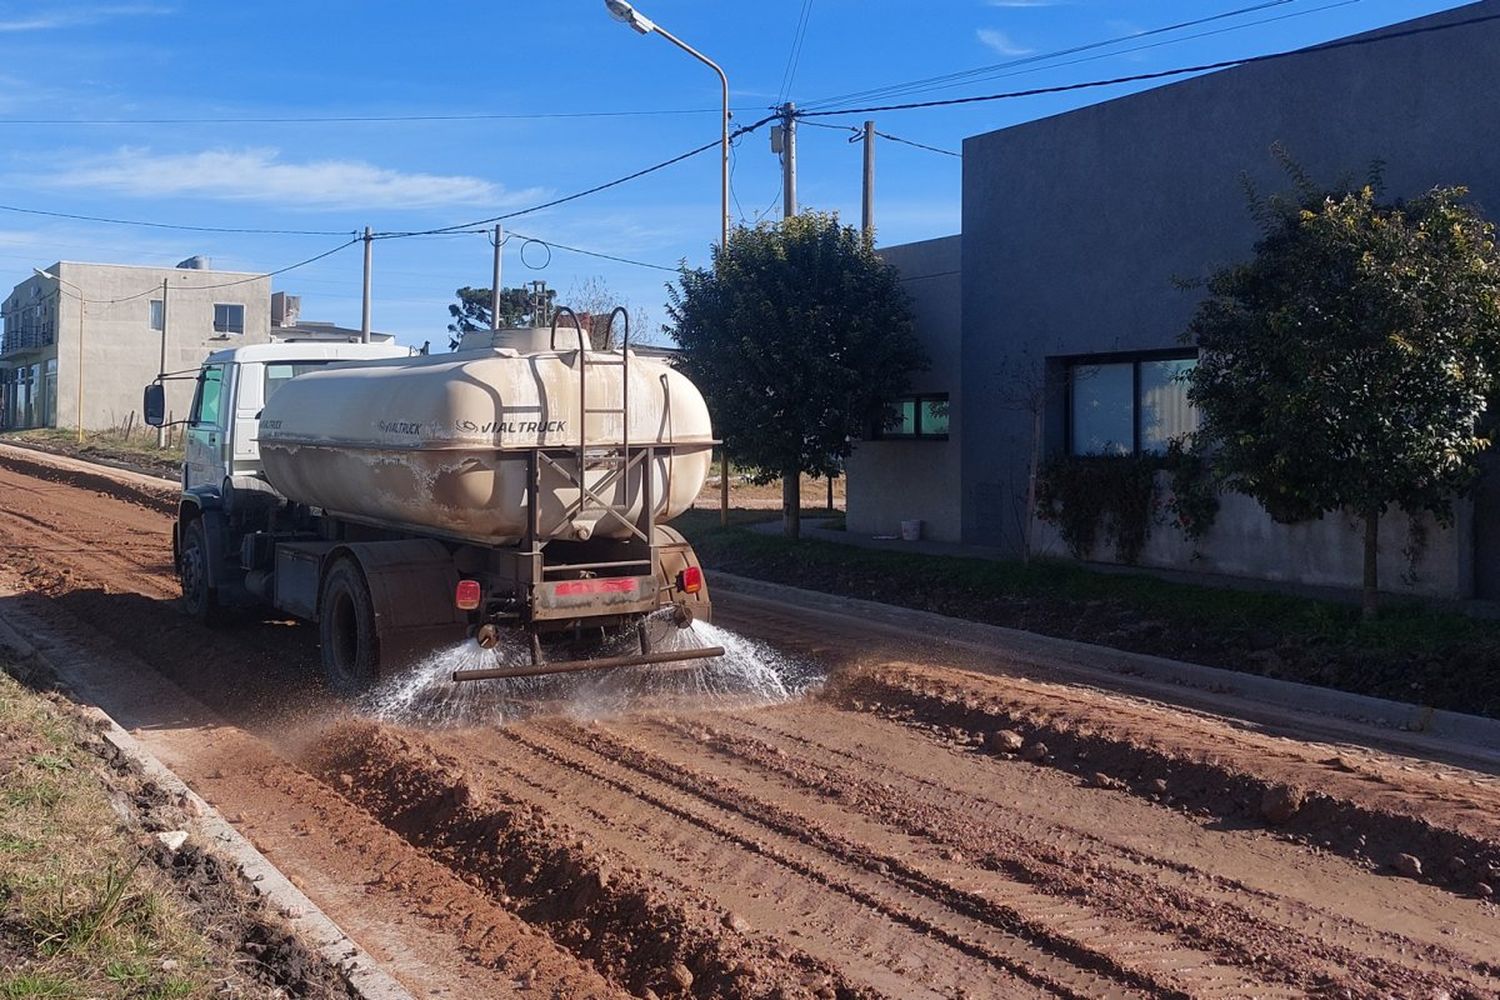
[875,393,950,440]
[190,365,225,426]
[264,361,329,405]
[213,303,245,335]
[1069,362,1134,456]
[1139,357,1197,453]
[1068,354,1197,456]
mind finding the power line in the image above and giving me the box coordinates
[377,113,780,239]
[775,0,816,107]
[799,0,1308,110]
[38,238,362,306]
[0,203,352,237]
[802,10,1500,118]
[0,107,745,126]
[875,130,960,158]
[801,118,962,158]
[508,231,678,273]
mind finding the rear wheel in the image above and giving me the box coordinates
[319,559,380,696]
[179,518,222,624]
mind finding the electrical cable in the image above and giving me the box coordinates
[875,130,960,158]
[47,238,361,304]
[376,112,779,239]
[0,203,353,237]
[799,0,1306,110]
[800,118,961,158]
[775,0,816,106]
[0,107,745,126]
[801,11,1500,118]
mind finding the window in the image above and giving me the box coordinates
[149,299,164,332]
[264,361,330,405]
[875,393,950,440]
[1067,353,1197,456]
[213,303,245,335]
[190,365,225,426]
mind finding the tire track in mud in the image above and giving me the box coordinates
[644,711,1499,1000]
[710,707,1497,972]
[489,723,1153,999]
[308,721,884,1000]
[826,664,1500,900]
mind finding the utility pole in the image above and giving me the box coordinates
[861,120,875,240]
[778,101,800,537]
[156,278,169,447]
[491,224,504,331]
[360,225,372,343]
[779,101,798,218]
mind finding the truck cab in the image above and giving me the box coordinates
[177,342,414,490]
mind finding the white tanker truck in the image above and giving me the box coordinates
[143,309,723,693]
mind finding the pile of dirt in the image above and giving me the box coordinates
[827,664,1500,902]
[307,720,873,1000]
[0,449,176,516]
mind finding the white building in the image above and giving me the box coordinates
[1,259,272,431]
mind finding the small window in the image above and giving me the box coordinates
[213,303,245,335]
[876,393,950,440]
[264,361,330,405]
[190,365,225,426]
[1067,353,1198,456]
[149,299,164,332]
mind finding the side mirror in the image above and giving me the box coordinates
[143,383,165,426]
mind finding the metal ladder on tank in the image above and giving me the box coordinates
[534,307,658,592]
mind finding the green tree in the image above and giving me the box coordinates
[667,212,926,538]
[446,286,555,348]
[1186,168,1500,617]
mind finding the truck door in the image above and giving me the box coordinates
[184,363,228,490]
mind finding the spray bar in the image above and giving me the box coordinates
[451,645,726,683]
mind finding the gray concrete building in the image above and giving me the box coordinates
[1,260,272,432]
[851,0,1500,601]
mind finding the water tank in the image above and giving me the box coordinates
[257,344,714,544]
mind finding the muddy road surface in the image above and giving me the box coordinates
[0,444,1497,999]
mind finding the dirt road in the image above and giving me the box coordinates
[0,444,1496,999]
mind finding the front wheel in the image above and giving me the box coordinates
[179,518,222,624]
[319,559,380,696]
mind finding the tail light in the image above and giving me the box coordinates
[677,565,703,594]
[455,579,482,611]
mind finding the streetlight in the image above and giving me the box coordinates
[603,0,729,250]
[34,267,85,444]
[604,0,734,525]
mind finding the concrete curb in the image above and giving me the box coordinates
[0,617,414,1000]
[713,571,1500,759]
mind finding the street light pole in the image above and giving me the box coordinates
[603,0,732,524]
[35,268,85,443]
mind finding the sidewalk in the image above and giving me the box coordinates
[749,515,1500,617]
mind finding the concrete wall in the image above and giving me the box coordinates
[956,0,1500,595]
[846,236,964,542]
[1032,473,1474,600]
[41,262,271,431]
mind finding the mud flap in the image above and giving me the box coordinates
[334,539,468,674]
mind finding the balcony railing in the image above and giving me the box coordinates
[0,319,55,356]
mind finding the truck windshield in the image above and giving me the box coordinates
[264,362,331,405]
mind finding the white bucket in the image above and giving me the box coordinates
[899,519,923,542]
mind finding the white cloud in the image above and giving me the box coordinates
[0,5,171,31]
[976,28,1033,56]
[34,147,540,210]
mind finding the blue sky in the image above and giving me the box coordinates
[0,0,1476,346]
